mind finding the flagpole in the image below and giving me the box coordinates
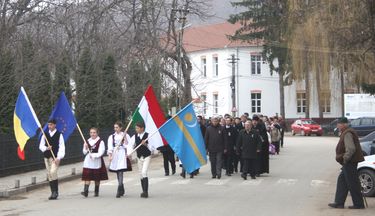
[128,99,197,156]
[76,123,92,154]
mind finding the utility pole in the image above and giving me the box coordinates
[172,7,189,111]
[228,54,239,117]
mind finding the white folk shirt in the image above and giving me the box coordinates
[83,137,105,169]
[107,132,130,170]
[107,132,130,154]
[39,129,65,160]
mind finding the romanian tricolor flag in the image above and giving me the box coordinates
[159,103,207,173]
[131,85,167,151]
[14,87,41,160]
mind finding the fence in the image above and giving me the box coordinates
[0,128,136,177]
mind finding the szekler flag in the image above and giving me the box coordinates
[13,87,42,160]
[131,85,167,150]
[158,103,207,173]
[40,92,77,142]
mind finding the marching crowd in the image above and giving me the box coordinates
[37,113,287,200]
[175,113,287,180]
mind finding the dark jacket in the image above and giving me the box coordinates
[205,124,225,153]
[236,129,262,159]
[223,125,238,154]
[336,128,364,164]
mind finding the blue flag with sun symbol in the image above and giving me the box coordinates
[159,103,207,173]
[40,92,77,142]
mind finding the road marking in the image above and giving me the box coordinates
[134,177,169,186]
[171,179,192,185]
[310,180,331,187]
[102,178,134,186]
[276,178,298,185]
[205,179,230,186]
[240,179,264,186]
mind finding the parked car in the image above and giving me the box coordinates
[360,131,375,156]
[291,119,323,136]
[321,119,340,136]
[358,155,375,197]
[350,117,375,137]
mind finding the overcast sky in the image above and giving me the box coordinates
[187,0,244,26]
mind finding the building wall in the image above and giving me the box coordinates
[189,46,280,118]
[188,46,343,119]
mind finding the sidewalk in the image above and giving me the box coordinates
[0,154,160,198]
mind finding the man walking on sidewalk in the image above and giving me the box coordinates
[329,117,365,209]
[39,119,65,200]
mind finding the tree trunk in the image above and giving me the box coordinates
[316,63,323,118]
[279,69,285,118]
[304,50,310,118]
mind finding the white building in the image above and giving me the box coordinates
[183,22,344,119]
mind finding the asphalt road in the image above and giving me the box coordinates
[1,135,374,216]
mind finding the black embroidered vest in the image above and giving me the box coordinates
[43,130,61,158]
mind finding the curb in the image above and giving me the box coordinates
[0,172,83,198]
[0,154,160,198]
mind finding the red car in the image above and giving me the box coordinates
[291,119,323,136]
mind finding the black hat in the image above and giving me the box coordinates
[252,114,260,121]
[337,117,349,124]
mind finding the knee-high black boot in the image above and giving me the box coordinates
[141,178,148,198]
[49,180,58,200]
[116,185,121,198]
[120,184,125,196]
[94,185,99,197]
[81,184,89,197]
[48,181,54,200]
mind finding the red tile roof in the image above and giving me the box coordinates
[182,22,262,53]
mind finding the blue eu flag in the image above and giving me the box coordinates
[159,103,207,173]
[42,92,77,142]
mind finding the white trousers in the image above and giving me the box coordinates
[137,156,151,178]
[44,158,59,181]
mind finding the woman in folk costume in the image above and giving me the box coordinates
[81,127,108,197]
[107,121,131,198]
[132,121,151,198]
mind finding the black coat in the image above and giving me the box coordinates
[236,129,262,159]
[205,125,225,153]
[223,125,237,154]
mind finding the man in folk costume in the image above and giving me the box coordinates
[133,121,151,198]
[39,119,65,200]
[329,117,365,209]
[108,121,131,198]
[81,127,108,197]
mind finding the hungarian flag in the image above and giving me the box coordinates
[131,85,166,150]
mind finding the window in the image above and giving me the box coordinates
[251,54,262,75]
[213,56,218,77]
[213,94,218,114]
[361,118,373,126]
[251,93,261,113]
[201,94,207,115]
[321,92,331,113]
[201,57,206,77]
[297,92,306,113]
[350,119,360,126]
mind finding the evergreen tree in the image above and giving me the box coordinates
[97,54,124,127]
[54,53,72,102]
[125,60,149,115]
[229,0,289,117]
[76,48,98,128]
[0,50,16,133]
